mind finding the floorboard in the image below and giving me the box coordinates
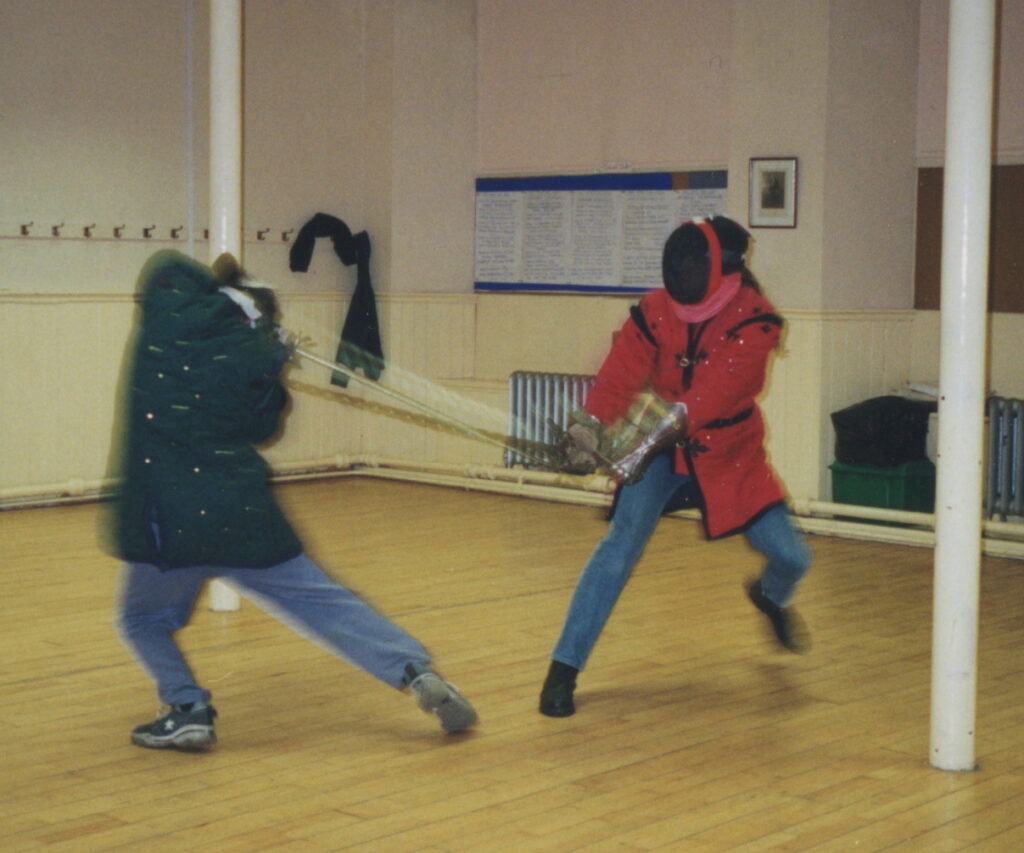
[1,477,1022,851]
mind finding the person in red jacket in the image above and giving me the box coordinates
[539,216,812,718]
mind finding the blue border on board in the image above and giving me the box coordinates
[475,170,726,193]
[474,282,652,295]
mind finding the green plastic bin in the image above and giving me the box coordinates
[830,458,936,513]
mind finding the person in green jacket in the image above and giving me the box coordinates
[106,250,475,750]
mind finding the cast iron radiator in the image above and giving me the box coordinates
[505,371,595,468]
[986,395,1024,519]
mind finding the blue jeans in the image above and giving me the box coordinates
[552,452,811,670]
[117,553,431,707]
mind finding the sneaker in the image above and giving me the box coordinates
[131,703,218,751]
[746,579,811,654]
[539,660,578,717]
[405,665,477,733]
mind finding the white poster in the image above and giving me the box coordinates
[474,171,727,292]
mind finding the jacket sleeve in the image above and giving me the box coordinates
[140,264,291,448]
[247,381,288,444]
[212,326,291,445]
[680,315,781,432]
[583,302,658,426]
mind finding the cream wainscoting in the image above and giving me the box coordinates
[0,291,491,502]
[787,309,917,501]
[0,291,933,508]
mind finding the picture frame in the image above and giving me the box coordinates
[749,158,798,228]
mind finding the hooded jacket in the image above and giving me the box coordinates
[106,250,302,569]
[584,284,787,538]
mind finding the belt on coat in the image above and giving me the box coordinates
[702,407,753,431]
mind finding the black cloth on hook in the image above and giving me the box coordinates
[289,212,384,387]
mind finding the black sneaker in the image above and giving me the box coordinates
[539,660,578,717]
[131,703,218,751]
[746,580,811,654]
[405,664,477,733]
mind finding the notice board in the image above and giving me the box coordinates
[474,170,727,294]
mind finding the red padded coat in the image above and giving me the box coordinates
[584,283,787,539]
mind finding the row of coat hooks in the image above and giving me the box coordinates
[6,221,298,243]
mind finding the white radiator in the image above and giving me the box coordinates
[505,371,595,468]
[986,396,1024,519]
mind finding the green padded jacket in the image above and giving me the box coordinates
[106,250,302,569]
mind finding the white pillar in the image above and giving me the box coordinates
[184,0,196,258]
[929,0,995,772]
[207,0,243,612]
[209,0,242,260]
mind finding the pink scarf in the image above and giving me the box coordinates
[670,271,742,323]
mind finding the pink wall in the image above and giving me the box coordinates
[917,0,1024,162]
[477,0,732,174]
[478,0,1024,174]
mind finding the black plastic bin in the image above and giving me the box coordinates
[831,395,937,468]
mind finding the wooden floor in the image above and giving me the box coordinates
[2,478,1023,852]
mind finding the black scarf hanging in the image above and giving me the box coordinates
[289,212,384,387]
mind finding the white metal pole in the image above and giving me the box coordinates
[207,0,243,612]
[184,0,196,258]
[929,0,995,772]
[209,0,242,260]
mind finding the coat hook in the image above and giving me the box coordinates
[203,228,209,240]
[281,228,294,243]
[20,221,33,236]
[170,225,184,239]
[114,224,125,238]
[51,222,65,237]
[143,224,156,238]
[83,223,96,238]
[257,228,270,241]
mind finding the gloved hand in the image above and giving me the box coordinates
[555,416,603,474]
[611,402,688,484]
[275,327,316,364]
[567,422,598,455]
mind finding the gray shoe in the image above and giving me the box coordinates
[405,665,477,733]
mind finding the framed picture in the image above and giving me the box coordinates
[749,158,798,228]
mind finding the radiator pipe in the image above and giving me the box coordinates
[4,460,1024,541]
[313,458,1024,559]
[4,458,1022,540]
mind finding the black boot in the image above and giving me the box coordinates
[746,579,811,653]
[539,660,579,717]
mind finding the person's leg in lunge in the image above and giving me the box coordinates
[117,562,219,750]
[541,452,689,716]
[744,504,812,652]
[227,554,476,732]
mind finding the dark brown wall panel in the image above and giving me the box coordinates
[915,165,1024,313]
